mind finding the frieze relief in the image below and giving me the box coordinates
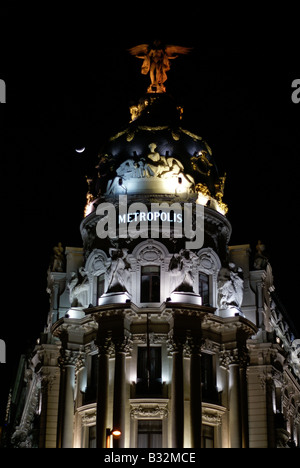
[132,333,167,345]
[106,142,195,197]
[130,402,169,420]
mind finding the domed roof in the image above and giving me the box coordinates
[85,94,228,217]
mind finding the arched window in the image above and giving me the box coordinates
[197,248,221,308]
[85,249,108,306]
[129,240,173,306]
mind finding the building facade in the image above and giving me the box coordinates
[3,69,300,449]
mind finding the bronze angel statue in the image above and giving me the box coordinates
[129,40,192,93]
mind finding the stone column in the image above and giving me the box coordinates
[112,338,130,449]
[189,338,202,448]
[96,337,112,448]
[58,350,77,448]
[229,360,242,448]
[75,353,86,410]
[221,348,248,449]
[95,311,132,448]
[170,339,184,448]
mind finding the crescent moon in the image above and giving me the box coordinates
[76,147,86,154]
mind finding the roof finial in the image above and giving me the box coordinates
[129,41,192,94]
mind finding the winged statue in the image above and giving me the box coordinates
[129,40,192,93]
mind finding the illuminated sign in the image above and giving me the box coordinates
[119,211,183,224]
[96,195,204,249]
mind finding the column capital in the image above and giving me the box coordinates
[113,335,133,354]
[167,331,186,354]
[96,335,114,356]
[219,346,249,369]
[59,349,84,368]
[75,353,86,373]
[185,334,203,357]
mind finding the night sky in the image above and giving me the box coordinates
[1,37,300,424]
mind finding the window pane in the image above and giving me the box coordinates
[202,424,214,448]
[201,353,218,404]
[141,275,151,303]
[137,347,162,396]
[151,275,161,302]
[142,266,160,274]
[199,273,210,306]
[97,273,105,299]
[150,433,162,449]
[141,266,160,303]
[138,420,162,448]
[137,433,148,449]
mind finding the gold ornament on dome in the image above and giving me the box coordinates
[191,150,213,176]
[217,201,229,216]
[84,177,95,217]
[195,183,211,198]
[214,174,227,203]
[129,41,192,93]
[214,174,228,215]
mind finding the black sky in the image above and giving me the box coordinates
[1,37,300,423]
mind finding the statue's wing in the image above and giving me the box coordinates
[128,44,149,56]
[165,45,192,56]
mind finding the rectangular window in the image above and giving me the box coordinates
[201,352,218,404]
[138,420,162,448]
[141,266,160,303]
[199,273,210,306]
[137,347,162,396]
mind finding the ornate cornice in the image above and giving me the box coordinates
[130,400,169,420]
[51,316,98,340]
